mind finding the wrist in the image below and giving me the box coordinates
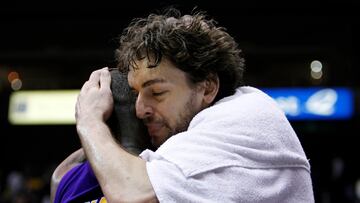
[77,114,102,125]
[76,116,104,135]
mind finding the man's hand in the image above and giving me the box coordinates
[76,68,114,124]
[74,68,157,202]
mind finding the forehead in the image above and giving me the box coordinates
[127,58,189,88]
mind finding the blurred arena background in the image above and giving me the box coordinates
[0,1,359,202]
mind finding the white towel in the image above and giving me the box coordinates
[155,86,310,175]
[141,86,314,202]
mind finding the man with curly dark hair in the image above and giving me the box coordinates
[54,8,314,202]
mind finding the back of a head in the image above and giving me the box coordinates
[107,69,152,154]
[116,7,246,103]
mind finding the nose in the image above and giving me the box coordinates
[135,94,153,119]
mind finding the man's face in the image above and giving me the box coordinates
[128,58,205,148]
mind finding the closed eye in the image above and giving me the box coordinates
[152,91,167,97]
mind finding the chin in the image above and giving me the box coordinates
[151,134,171,148]
[151,138,164,148]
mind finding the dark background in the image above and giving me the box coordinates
[0,0,359,202]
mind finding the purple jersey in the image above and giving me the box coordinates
[54,161,107,203]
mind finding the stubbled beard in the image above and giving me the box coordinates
[165,91,201,140]
[148,90,202,148]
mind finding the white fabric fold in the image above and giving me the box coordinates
[150,86,310,177]
[140,86,314,202]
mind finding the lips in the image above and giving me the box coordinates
[145,123,164,137]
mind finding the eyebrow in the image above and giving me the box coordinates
[142,78,167,88]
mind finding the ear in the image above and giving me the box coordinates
[202,73,219,106]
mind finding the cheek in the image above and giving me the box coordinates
[156,98,183,123]
[158,101,176,120]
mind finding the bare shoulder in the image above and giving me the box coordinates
[50,148,86,202]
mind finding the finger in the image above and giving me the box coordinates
[81,81,91,92]
[100,68,111,91]
[75,94,81,119]
[88,69,102,87]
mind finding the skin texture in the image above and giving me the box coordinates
[74,58,218,202]
[51,8,244,202]
[128,58,209,148]
[50,70,152,202]
[50,149,85,202]
[107,69,152,154]
[75,68,157,202]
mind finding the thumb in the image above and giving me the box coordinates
[100,67,111,90]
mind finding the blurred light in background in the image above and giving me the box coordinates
[7,71,22,90]
[7,87,355,125]
[262,87,354,120]
[310,60,323,80]
[7,71,19,83]
[311,60,322,73]
[11,78,22,90]
[8,90,79,125]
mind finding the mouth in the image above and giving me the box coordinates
[145,123,164,137]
